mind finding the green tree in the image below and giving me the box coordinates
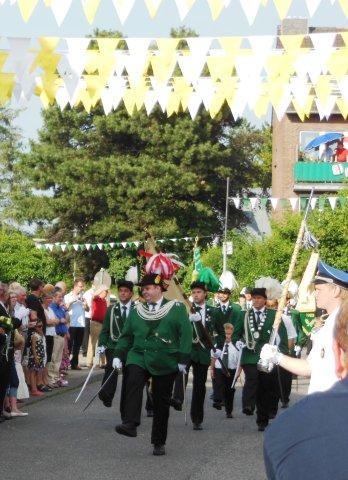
[0,228,66,286]
[0,108,22,215]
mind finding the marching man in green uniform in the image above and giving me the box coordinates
[234,287,288,431]
[98,280,134,408]
[172,281,224,430]
[113,274,192,456]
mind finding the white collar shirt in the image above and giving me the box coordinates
[120,300,132,318]
[307,307,340,395]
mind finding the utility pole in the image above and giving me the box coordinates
[223,177,230,273]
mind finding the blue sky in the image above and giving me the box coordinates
[0,0,347,140]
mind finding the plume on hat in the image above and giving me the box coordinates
[125,266,139,285]
[282,279,299,299]
[255,277,282,301]
[145,253,185,280]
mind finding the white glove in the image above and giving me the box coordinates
[260,344,283,365]
[294,345,301,355]
[112,358,122,369]
[96,345,106,355]
[178,363,187,374]
[189,313,201,323]
[235,340,245,351]
[211,348,222,359]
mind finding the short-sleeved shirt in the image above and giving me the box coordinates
[49,302,68,335]
[335,147,348,162]
[26,294,46,333]
[44,307,57,337]
[64,292,85,328]
[307,307,339,394]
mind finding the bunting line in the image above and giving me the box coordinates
[35,235,213,252]
[229,195,346,211]
[3,32,348,119]
[3,0,348,25]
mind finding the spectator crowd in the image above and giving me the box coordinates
[0,277,109,421]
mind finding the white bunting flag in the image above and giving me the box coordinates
[186,37,212,57]
[61,244,67,252]
[112,0,135,24]
[174,0,197,20]
[97,243,104,250]
[249,197,258,210]
[231,197,241,209]
[310,197,318,210]
[144,89,158,115]
[73,244,79,251]
[239,0,262,25]
[270,198,279,210]
[50,0,72,26]
[305,0,322,17]
[177,54,207,84]
[187,91,202,119]
[289,197,298,211]
[85,243,91,250]
[328,197,338,210]
[121,242,127,248]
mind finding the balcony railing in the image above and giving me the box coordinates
[294,162,348,183]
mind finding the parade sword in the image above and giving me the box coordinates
[82,367,118,412]
[231,344,245,390]
[258,187,316,373]
[74,361,97,403]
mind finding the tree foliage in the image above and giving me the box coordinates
[0,228,66,286]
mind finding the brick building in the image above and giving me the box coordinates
[272,19,348,201]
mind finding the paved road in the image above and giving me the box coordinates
[2,373,308,480]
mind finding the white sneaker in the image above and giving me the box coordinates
[11,411,28,417]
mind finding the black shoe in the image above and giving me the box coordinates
[169,398,182,411]
[115,423,137,437]
[281,402,289,409]
[268,412,276,420]
[147,410,154,417]
[193,423,203,431]
[243,407,254,416]
[258,424,267,432]
[212,402,222,410]
[153,444,165,456]
[98,394,112,408]
[226,413,233,418]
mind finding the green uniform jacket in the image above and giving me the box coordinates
[190,304,223,366]
[113,299,192,376]
[291,309,315,347]
[98,301,135,351]
[215,302,242,346]
[234,308,288,366]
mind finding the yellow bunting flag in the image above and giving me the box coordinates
[254,92,270,118]
[327,49,348,80]
[151,54,177,83]
[17,0,39,22]
[131,78,149,110]
[279,34,304,53]
[84,74,105,106]
[84,50,100,74]
[206,0,225,20]
[292,95,314,121]
[336,98,348,119]
[272,0,292,19]
[314,75,332,105]
[339,0,348,18]
[31,39,61,73]
[0,52,9,70]
[97,38,120,53]
[38,37,60,51]
[218,37,242,55]
[172,76,193,111]
[40,74,62,104]
[166,90,181,117]
[265,52,295,80]
[122,89,136,115]
[144,0,163,18]
[0,73,15,104]
[81,0,101,24]
[206,55,235,82]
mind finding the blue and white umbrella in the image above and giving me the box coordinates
[304,132,343,151]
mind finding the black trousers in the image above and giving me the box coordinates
[172,361,209,425]
[82,318,90,355]
[121,364,176,445]
[0,358,10,416]
[279,366,292,404]
[46,335,54,363]
[214,369,236,414]
[242,364,280,426]
[99,349,119,405]
[68,327,85,368]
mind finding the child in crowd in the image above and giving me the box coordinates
[28,320,47,396]
[211,323,239,418]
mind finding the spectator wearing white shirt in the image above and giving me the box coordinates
[42,292,61,388]
[82,284,94,356]
[65,279,88,370]
[211,323,239,418]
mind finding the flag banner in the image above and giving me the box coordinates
[34,235,213,251]
[1,32,348,119]
[3,0,345,25]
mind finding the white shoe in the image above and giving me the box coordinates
[11,411,28,417]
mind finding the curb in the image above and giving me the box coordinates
[23,372,104,407]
